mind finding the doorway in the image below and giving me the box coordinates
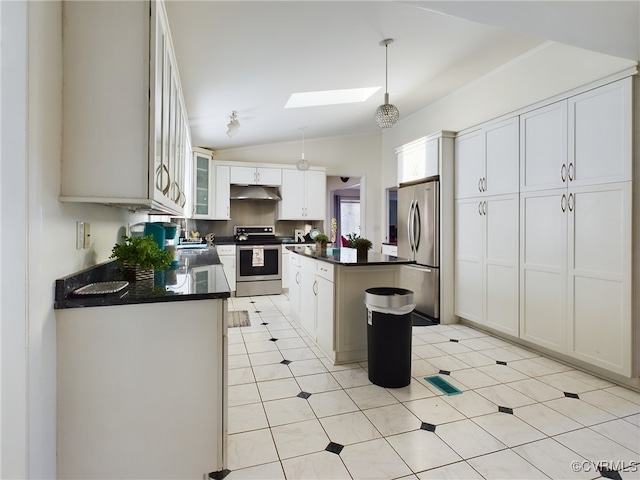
[327,176,361,246]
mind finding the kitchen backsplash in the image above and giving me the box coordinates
[174,200,325,239]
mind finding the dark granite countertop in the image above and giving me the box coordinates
[285,245,415,266]
[55,247,230,309]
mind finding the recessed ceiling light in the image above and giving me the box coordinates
[284,87,380,109]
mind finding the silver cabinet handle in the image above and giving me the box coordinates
[568,163,574,181]
[295,271,300,284]
[568,192,574,211]
[313,280,317,296]
[561,164,567,182]
[478,178,482,193]
[483,177,487,192]
[483,201,487,215]
[478,202,483,215]
[257,171,261,183]
[561,194,567,212]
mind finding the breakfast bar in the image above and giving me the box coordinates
[286,245,415,364]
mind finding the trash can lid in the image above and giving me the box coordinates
[365,287,414,310]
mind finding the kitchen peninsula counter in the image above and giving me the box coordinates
[55,246,228,479]
[287,245,413,364]
[54,246,230,309]
[285,245,415,266]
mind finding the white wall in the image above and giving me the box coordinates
[3,3,147,477]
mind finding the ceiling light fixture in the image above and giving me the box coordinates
[375,38,399,128]
[296,127,310,171]
[226,111,240,138]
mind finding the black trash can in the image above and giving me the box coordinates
[365,287,415,388]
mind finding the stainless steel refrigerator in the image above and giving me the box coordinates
[397,178,440,323]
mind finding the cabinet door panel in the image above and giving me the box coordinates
[304,170,326,219]
[520,100,568,192]
[519,190,567,351]
[278,169,305,219]
[315,276,334,353]
[484,118,519,195]
[213,165,230,219]
[569,78,632,185]
[455,130,484,198]
[567,182,631,375]
[229,166,257,185]
[300,267,317,338]
[256,167,282,186]
[484,195,519,335]
[454,199,483,322]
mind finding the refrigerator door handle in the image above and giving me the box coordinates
[407,200,414,253]
[413,200,421,252]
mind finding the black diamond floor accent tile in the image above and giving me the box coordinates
[421,422,436,432]
[498,406,514,414]
[269,338,278,342]
[209,469,230,480]
[261,322,268,325]
[439,369,450,375]
[325,442,344,455]
[297,391,311,399]
[255,310,261,313]
[449,339,459,343]
[599,467,622,480]
[564,392,580,399]
[250,301,255,303]
[280,359,292,365]
[496,360,507,365]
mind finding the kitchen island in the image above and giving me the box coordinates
[54,247,229,480]
[286,245,415,364]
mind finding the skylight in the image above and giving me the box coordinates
[284,87,380,109]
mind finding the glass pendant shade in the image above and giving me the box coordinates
[375,93,399,128]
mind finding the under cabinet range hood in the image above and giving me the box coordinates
[229,185,281,201]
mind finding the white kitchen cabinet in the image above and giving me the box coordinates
[520,100,568,192]
[230,166,281,186]
[455,117,519,199]
[521,183,633,375]
[281,247,290,289]
[298,257,335,352]
[396,136,438,185]
[568,78,632,187]
[216,245,236,293]
[521,78,631,193]
[455,194,519,336]
[288,252,302,324]
[192,152,230,220]
[277,169,326,220]
[60,0,190,215]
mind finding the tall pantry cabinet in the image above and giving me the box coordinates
[455,76,634,378]
[519,78,633,376]
[61,0,190,215]
[455,117,520,336]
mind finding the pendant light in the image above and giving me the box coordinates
[375,38,399,128]
[296,127,310,171]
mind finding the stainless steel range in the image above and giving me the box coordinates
[234,226,282,297]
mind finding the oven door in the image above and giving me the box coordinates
[236,244,282,282]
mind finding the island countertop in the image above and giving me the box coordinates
[285,245,415,266]
[54,247,230,309]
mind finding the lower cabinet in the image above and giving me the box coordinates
[216,245,236,293]
[288,253,302,323]
[299,256,335,355]
[520,182,632,375]
[281,247,290,289]
[455,194,519,336]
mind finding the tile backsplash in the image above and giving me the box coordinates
[178,200,324,239]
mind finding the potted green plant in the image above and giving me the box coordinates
[345,234,373,260]
[110,235,173,282]
[314,233,330,254]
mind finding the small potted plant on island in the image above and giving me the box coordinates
[110,235,173,282]
[346,234,373,261]
[314,233,330,254]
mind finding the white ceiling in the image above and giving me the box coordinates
[164,1,638,151]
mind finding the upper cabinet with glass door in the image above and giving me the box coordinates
[60,0,190,215]
[191,149,230,220]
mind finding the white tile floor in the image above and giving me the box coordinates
[224,294,640,480]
